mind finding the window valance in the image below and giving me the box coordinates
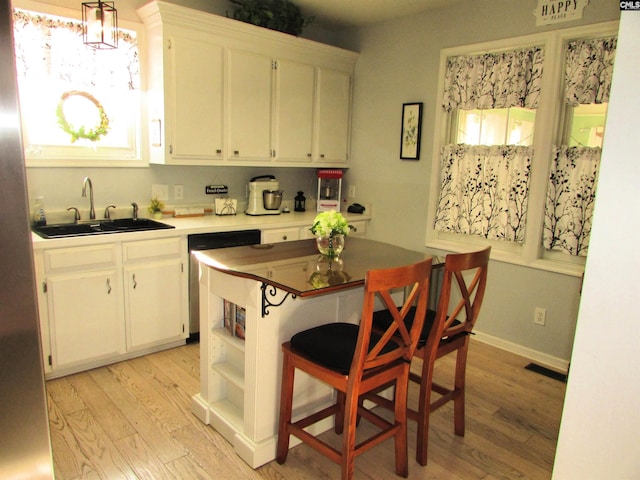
[564,36,617,106]
[442,47,544,112]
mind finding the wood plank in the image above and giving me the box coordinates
[46,339,565,479]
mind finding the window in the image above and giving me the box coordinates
[426,23,618,275]
[454,107,536,147]
[12,3,144,167]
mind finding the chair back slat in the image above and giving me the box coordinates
[431,247,490,342]
[354,259,432,375]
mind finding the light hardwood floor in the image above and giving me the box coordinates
[46,339,566,479]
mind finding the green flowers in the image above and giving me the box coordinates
[310,210,353,237]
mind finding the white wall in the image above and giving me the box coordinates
[552,12,640,478]
[340,0,619,367]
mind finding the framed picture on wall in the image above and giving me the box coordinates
[400,102,423,160]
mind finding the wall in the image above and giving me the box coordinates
[553,11,639,478]
[339,0,619,367]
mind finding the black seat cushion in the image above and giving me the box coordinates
[372,307,461,348]
[290,322,400,375]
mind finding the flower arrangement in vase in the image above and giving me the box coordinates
[310,210,353,257]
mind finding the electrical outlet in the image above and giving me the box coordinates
[151,184,169,201]
[174,184,184,200]
[534,307,546,326]
[348,185,356,198]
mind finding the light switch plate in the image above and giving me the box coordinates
[152,184,169,201]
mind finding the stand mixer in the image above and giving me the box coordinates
[245,175,283,215]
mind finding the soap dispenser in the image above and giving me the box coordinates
[33,196,46,226]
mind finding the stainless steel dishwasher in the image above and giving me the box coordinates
[188,230,261,338]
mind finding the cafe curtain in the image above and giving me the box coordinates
[436,46,541,243]
[543,146,600,257]
[543,36,616,256]
[442,46,544,112]
[434,144,532,243]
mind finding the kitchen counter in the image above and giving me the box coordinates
[195,237,443,300]
[192,238,440,468]
[30,208,372,249]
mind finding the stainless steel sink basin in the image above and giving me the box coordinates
[32,218,174,239]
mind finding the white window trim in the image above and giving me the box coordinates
[425,21,619,277]
[15,0,149,168]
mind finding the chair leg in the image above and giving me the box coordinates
[394,370,409,477]
[341,389,360,480]
[416,358,435,466]
[453,342,470,437]
[335,390,345,434]
[276,350,295,464]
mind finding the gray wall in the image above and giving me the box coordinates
[339,0,619,365]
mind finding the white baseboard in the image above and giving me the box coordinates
[473,330,570,374]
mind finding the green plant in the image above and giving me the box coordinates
[148,197,165,214]
[310,210,353,237]
[228,0,314,36]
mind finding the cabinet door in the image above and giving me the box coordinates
[274,59,315,162]
[47,269,125,369]
[169,36,224,160]
[125,258,185,350]
[227,49,273,162]
[316,68,352,164]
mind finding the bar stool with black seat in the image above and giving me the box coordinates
[366,247,490,466]
[276,258,433,480]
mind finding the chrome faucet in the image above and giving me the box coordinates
[131,202,139,220]
[104,205,116,220]
[81,177,96,220]
[67,206,81,224]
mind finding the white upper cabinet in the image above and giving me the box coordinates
[227,49,273,162]
[316,68,352,163]
[138,1,358,167]
[169,36,224,162]
[274,59,315,163]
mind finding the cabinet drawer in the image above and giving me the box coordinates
[262,228,300,244]
[44,244,118,272]
[122,237,183,262]
[350,220,367,237]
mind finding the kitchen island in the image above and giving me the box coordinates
[191,237,441,468]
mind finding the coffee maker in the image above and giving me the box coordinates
[246,175,283,215]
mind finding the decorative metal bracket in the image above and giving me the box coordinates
[261,283,296,317]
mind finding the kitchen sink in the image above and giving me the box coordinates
[32,218,174,239]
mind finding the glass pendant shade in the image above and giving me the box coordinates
[82,1,118,49]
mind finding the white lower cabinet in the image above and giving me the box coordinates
[123,237,187,350]
[261,226,300,244]
[46,267,125,370]
[36,237,188,378]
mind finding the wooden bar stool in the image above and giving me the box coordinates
[367,247,490,465]
[276,258,433,480]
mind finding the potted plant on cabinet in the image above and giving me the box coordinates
[227,0,314,36]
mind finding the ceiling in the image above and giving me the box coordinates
[292,0,468,29]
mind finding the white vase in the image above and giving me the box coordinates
[316,234,345,258]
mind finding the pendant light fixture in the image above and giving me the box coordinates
[82,1,118,49]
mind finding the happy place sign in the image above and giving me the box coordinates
[534,0,589,26]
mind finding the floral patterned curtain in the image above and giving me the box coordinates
[543,147,600,256]
[12,9,138,90]
[564,37,616,106]
[542,37,616,256]
[434,144,532,243]
[442,47,544,112]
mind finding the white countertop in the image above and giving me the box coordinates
[30,208,371,249]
